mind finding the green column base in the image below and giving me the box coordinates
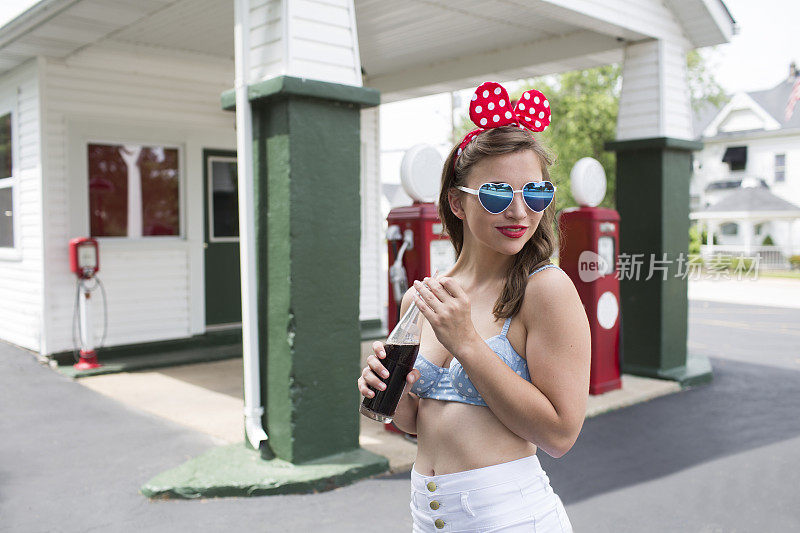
[623,352,713,388]
[141,443,389,499]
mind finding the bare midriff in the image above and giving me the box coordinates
[413,398,537,476]
[412,295,538,476]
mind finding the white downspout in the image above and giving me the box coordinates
[234,0,269,452]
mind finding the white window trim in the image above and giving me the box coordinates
[0,98,20,261]
[68,120,187,245]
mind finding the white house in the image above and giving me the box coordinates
[690,64,800,267]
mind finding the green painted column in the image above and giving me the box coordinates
[604,137,712,386]
[225,77,380,463]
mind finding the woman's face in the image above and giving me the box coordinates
[449,150,546,256]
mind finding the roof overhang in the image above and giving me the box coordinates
[702,92,782,137]
[0,0,736,103]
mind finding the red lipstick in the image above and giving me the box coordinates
[496,225,528,238]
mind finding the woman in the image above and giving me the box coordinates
[358,82,590,532]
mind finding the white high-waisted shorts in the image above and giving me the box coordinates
[410,455,573,532]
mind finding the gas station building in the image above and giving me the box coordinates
[0,0,735,488]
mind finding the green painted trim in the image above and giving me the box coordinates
[360,319,387,341]
[605,137,704,152]
[56,345,241,379]
[623,353,713,388]
[221,76,380,111]
[49,328,242,367]
[141,443,389,499]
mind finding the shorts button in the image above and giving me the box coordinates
[435,518,445,529]
[427,481,437,492]
[429,500,440,510]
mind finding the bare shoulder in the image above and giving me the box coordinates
[518,263,591,372]
[520,265,584,322]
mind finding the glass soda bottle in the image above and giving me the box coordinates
[359,300,422,423]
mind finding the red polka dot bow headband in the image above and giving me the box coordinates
[456,81,551,163]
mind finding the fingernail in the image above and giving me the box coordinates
[380,351,386,357]
[379,383,386,389]
[382,370,389,378]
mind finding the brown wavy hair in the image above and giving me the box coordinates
[438,126,557,320]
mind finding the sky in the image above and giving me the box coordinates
[0,0,40,26]
[0,0,797,186]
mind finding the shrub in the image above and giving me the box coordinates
[688,225,702,255]
[762,234,775,246]
[707,255,753,272]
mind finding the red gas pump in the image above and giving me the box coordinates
[69,237,106,370]
[558,158,622,394]
[386,203,454,330]
[386,145,456,331]
[384,145,456,437]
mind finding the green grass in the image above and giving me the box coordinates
[756,270,800,280]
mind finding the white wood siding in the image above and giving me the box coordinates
[661,39,693,140]
[0,60,42,351]
[248,0,362,86]
[359,107,382,323]
[538,0,682,42]
[41,40,236,355]
[617,39,693,141]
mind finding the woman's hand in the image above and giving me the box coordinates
[357,340,421,399]
[413,276,479,357]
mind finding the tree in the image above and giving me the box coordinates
[453,51,727,216]
[687,48,729,113]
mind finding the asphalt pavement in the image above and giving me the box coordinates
[1,300,799,532]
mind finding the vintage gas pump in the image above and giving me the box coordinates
[69,237,107,370]
[558,158,622,394]
[386,144,456,330]
[383,145,456,437]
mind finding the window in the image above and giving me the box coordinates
[88,143,180,237]
[720,222,738,236]
[722,146,747,171]
[775,154,786,182]
[705,179,741,192]
[0,112,13,248]
[207,157,239,240]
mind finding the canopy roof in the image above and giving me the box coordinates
[1,0,735,102]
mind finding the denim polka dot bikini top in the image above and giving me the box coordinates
[409,264,560,407]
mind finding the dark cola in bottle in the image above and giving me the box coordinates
[360,300,422,423]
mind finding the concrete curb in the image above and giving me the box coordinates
[141,444,389,499]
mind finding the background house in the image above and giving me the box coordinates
[690,63,800,268]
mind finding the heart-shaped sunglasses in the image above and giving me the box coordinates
[456,181,556,214]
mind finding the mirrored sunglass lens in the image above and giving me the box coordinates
[522,182,555,212]
[478,183,513,213]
